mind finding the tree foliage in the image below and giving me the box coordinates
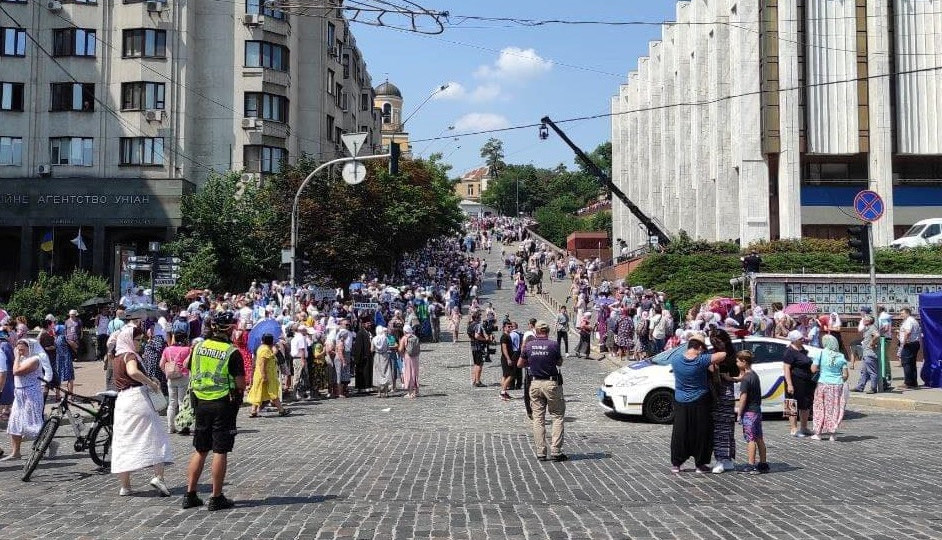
[267,154,463,285]
[5,270,111,327]
[160,171,284,304]
[479,137,506,174]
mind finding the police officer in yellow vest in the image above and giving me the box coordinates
[182,311,246,511]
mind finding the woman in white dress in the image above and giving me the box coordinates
[371,326,392,397]
[110,325,173,497]
[1,339,49,461]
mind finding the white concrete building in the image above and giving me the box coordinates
[0,0,381,288]
[612,0,942,249]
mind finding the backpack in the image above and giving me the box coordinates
[405,335,421,357]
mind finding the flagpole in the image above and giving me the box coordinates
[51,227,55,274]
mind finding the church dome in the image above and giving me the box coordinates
[375,81,402,98]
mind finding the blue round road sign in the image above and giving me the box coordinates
[853,190,884,222]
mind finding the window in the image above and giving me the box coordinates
[923,224,941,239]
[73,0,98,4]
[467,184,475,197]
[1,28,26,57]
[121,82,165,110]
[334,126,342,144]
[244,92,288,122]
[243,145,286,174]
[342,53,350,78]
[336,84,343,108]
[246,0,284,18]
[360,93,369,112]
[0,137,23,166]
[53,28,96,57]
[382,103,391,124]
[326,22,335,46]
[120,137,164,165]
[244,41,289,71]
[122,29,167,58]
[327,69,335,93]
[0,0,28,3]
[51,83,95,112]
[50,137,94,166]
[326,115,334,140]
[735,341,787,364]
[0,82,24,111]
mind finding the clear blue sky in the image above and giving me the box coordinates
[351,1,679,178]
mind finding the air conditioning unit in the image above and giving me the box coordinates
[242,172,261,186]
[47,0,62,11]
[146,0,164,13]
[144,109,163,122]
[241,117,261,129]
[243,13,264,26]
[37,164,52,177]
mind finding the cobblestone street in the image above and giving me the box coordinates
[2,249,942,539]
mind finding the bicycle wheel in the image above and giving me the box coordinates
[22,416,61,482]
[88,423,113,468]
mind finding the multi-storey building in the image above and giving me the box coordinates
[0,0,381,291]
[611,0,942,249]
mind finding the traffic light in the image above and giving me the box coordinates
[847,224,871,265]
[389,141,400,176]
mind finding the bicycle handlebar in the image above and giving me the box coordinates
[40,378,105,404]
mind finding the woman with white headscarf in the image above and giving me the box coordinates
[399,325,421,399]
[110,325,173,497]
[371,326,392,397]
[1,339,50,461]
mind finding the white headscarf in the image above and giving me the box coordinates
[114,325,139,356]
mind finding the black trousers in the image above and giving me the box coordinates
[670,394,714,468]
[556,330,569,353]
[901,341,920,387]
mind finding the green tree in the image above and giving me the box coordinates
[267,154,463,285]
[160,171,283,303]
[479,138,506,174]
[5,270,111,326]
[577,141,612,179]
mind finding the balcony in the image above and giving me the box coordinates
[241,67,290,90]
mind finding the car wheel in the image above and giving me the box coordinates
[643,389,674,424]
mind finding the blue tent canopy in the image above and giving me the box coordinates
[919,292,942,388]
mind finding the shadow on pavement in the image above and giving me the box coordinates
[844,410,868,420]
[834,435,878,443]
[567,452,610,461]
[238,494,339,508]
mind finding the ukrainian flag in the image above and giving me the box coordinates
[40,231,54,253]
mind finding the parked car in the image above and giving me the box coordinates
[892,218,942,249]
[597,336,823,423]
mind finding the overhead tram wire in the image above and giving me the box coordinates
[407,62,942,145]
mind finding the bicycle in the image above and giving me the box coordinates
[22,381,117,482]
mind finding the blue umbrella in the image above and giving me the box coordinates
[248,318,283,355]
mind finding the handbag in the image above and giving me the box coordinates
[783,398,798,418]
[148,387,169,413]
[175,391,194,431]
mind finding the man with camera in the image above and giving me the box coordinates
[518,320,567,462]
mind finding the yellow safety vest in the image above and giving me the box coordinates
[191,339,236,400]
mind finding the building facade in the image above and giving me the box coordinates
[453,165,490,201]
[611,0,942,249]
[0,0,381,293]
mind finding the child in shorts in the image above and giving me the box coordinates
[736,350,769,473]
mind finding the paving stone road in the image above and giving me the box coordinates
[2,247,942,539]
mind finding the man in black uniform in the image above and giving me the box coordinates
[518,320,567,462]
[184,311,246,511]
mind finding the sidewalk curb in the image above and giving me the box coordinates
[849,394,942,413]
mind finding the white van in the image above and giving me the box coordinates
[892,218,942,248]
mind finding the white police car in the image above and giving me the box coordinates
[597,336,819,423]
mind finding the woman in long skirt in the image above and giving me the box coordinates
[514,276,527,305]
[811,334,850,441]
[247,334,288,417]
[371,326,392,397]
[110,326,173,497]
[399,326,420,398]
[2,339,48,460]
[54,325,75,397]
[709,330,739,473]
